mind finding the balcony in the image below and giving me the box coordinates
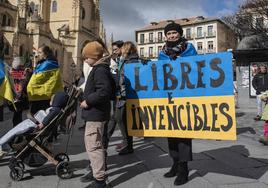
[155,37,163,43]
[197,49,205,54]
[197,47,216,54]
[206,31,216,38]
[1,26,15,32]
[138,38,165,45]
[138,52,158,59]
[196,34,205,39]
[189,31,216,39]
[185,34,193,40]
[207,47,216,53]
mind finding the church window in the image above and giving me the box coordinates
[7,18,11,26]
[29,2,35,16]
[2,15,6,26]
[19,45,24,56]
[81,7,85,19]
[52,1,57,12]
[4,45,9,55]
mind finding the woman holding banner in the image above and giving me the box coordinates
[116,41,139,155]
[159,22,197,186]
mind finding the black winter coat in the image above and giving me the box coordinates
[81,63,112,121]
[42,91,69,126]
[252,72,268,95]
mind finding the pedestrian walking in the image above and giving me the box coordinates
[116,41,139,155]
[252,63,268,121]
[8,57,30,127]
[158,22,197,186]
[103,40,124,150]
[259,90,268,145]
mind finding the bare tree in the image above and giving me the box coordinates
[222,0,268,40]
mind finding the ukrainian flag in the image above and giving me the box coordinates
[27,59,63,101]
[0,59,15,103]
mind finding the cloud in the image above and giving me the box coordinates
[223,0,247,9]
[216,9,237,17]
[100,0,241,42]
[100,0,146,41]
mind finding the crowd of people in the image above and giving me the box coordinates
[76,22,197,187]
[0,21,268,188]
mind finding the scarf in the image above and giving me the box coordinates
[163,37,188,60]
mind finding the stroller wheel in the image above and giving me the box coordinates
[17,161,25,170]
[56,161,73,179]
[54,153,70,162]
[10,167,24,181]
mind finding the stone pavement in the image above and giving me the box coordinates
[0,80,268,188]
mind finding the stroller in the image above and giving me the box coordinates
[8,86,82,181]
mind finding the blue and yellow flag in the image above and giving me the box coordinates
[0,59,15,103]
[27,59,63,101]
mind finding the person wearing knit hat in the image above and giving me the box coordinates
[159,21,197,61]
[158,21,198,186]
[164,22,183,36]
[80,40,115,188]
[82,41,104,61]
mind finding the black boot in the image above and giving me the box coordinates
[118,145,134,155]
[85,179,107,188]
[164,161,178,178]
[174,162,189,186]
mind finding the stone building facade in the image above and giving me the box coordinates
[0,0,105,85]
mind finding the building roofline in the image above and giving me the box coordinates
[0,1,17,11]
[135,17,228,33]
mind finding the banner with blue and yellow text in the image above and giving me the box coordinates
[124,52,236,140]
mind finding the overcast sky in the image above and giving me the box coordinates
[100,0,246,42]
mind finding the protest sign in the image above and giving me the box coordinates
[124,52,236,140]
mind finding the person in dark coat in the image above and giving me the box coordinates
[252,63,268,120]
[9,57,31,127]
[158,22,197,186]
[104,40,124,149]
[116,41,139,155]
[80,41,115,188]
